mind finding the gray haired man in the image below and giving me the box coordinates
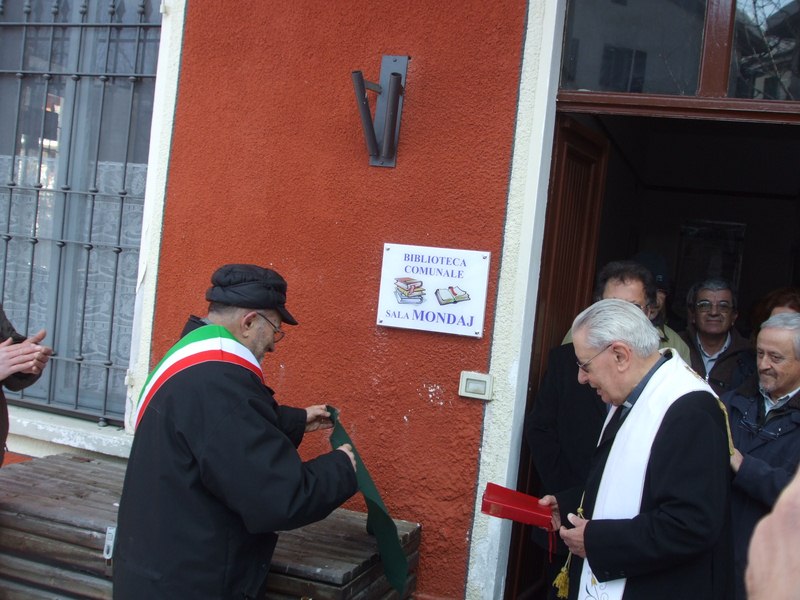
[680,278,755,396]
[723,312,800,600]
[540,299,732,600]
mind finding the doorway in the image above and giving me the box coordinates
[506,111,800,599]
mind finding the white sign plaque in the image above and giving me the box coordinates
[376,243,491,338]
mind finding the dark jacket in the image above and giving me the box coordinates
[113,320,358,599]
[555,382,733,600]
[679,325,755,396]
[525,343,608,494]
[723,379,800,600]
[525,343,607,565]
[0,306,42,467]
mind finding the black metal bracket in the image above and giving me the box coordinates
[352,55,409,168]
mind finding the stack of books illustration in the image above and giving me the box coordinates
[394,277,425,304]
[435,285,470,305]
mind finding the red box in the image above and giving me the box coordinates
[481,482,553,529]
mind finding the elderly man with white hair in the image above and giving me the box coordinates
[723,311,800,600]
[540,298,732,600]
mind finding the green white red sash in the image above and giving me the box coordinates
[134,324,263,430]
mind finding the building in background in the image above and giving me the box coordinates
[3,1,800,598]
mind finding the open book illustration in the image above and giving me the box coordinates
[394,277,425,304]
[435,286,470,305]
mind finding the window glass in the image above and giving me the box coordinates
[561,0,708,95]
[0,1,160,423]
[730,0,800,99]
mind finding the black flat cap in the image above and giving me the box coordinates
[206,264,298,325]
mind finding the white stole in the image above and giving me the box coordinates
[578,350,714,600]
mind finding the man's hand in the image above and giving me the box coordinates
[0,329,51,380]
[21,330,52,376]
[746,469,800,599]
[559,512,589,558]
[730,448,744,473]
[304,404,334,432]
[336,443,356,471]
[539,494,562,531]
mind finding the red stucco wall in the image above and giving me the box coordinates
[153,1,527,596]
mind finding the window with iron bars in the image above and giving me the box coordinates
[0,0,161,425]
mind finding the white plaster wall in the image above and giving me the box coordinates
[7,0,187,456]
[124,0,187,433]
[464,0,566,597]
[9,406,131,459]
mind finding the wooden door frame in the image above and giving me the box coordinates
[558,91,800,124]
[504,114,610,599]
[506,94,800,597]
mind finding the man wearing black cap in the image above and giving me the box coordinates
[113,264,358,600]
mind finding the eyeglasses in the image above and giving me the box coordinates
[737,417,780,441]
[255,312,285,342]
[576,343,613,373]
[695,300,733,314]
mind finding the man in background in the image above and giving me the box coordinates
[562,261,690,362]
[680,278,755,396]
[633,251,690,355]
[723,312,800,600]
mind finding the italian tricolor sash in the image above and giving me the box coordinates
[134,325,264,430]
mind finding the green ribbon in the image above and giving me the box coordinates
[327,405,408,595]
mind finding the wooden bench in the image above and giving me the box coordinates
[0,454,420,599]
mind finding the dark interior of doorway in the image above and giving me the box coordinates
[507,113,800,600]
[583,113,800,335]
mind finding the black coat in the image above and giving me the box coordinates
[524,343,607,558]
[556,388,733,600]
[723,380,800,600]
[113,323,357,599]
[525,343,607,494]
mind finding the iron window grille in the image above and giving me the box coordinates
[0,0,161,425]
